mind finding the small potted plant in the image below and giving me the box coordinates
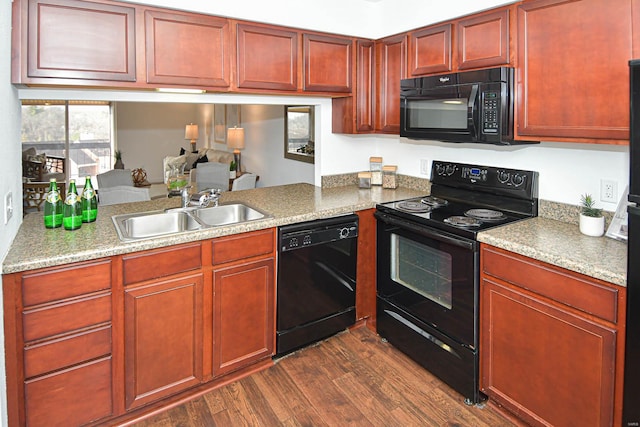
[579,193,605,236]
[229,160,237,179]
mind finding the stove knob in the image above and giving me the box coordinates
[497,170,510,183]
[339,227,350,239]
[511,174,526,187]
[435,163,446,175]
[445,164,456,176]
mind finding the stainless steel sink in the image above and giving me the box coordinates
[112,203,271,241]
[191,203,269,226]
[112,210,205,241]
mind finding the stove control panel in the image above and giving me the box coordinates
[431,160,539,200]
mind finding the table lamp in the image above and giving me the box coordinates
[227,127,245,173]
[185,123,199,153]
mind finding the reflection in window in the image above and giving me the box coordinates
[21,101,113,183]
[285,105,314,164]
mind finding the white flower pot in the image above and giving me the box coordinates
[579,214,605,237]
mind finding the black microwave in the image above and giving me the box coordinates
[400,67,536,145]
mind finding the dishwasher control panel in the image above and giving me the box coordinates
[279,215,359,252]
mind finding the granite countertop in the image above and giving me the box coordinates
[478,217,627,287]
[3,183,424,274]
[4,182,628,288]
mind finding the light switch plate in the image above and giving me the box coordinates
[4,191,13,225]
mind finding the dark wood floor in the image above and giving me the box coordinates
[133,327,526,426]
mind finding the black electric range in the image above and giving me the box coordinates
[376,161,539,240]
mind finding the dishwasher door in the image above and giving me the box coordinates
[276,214,358,356]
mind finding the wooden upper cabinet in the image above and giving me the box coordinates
[303,33,352,92]
[236,23,298,91]
[355,39,376,132]
[26,0,136,81]
[332,39,375,134]
[145,10,230,88]
[517,0,631,143]
[409,24,452,76]
[457,8,510,70]
[376,34,407,133]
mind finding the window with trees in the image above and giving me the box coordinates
[284,105,315,164]
[21,101,114,183]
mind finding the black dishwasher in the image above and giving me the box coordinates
[276,214,358,356]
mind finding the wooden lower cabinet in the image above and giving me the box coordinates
[3,229,277,426]
[480,244,625,427]
[124,273,204,410]
[212,259,275,376]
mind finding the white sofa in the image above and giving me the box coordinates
[163,148,234,184]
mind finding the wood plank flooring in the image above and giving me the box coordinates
[133,327,526,426]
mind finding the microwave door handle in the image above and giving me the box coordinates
[467,84,479,138]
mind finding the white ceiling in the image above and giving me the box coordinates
[122,0,517,39]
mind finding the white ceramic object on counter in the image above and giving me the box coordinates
[579,214,605,237]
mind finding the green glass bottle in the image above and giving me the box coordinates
[63,179,82,231]
[43,178,63,229]
[81,176,98,223]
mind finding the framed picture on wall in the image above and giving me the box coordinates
[214,105,226,143]
[226,105,241,129]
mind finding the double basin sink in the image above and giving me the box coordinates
[112,203,271,242]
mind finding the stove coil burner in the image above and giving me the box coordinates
[421,196,449,207]
[444,216,481,227]
[464,208,506,221]
[396,200,433,214]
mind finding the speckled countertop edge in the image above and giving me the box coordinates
[477,217,627,287]
[4,182,627,288]
[2,183,425,274]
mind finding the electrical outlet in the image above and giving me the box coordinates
[420,159,429,175]
[600,179,618,203]
[4,191,13,225]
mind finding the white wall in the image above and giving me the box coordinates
[239,105,314,188]
[115,102,202,183]
[0,0,21,424]
[123,0,516,39]
[321,135,630,212]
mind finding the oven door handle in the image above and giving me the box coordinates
[375,211,476,250]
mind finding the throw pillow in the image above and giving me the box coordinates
[193,155,208,169]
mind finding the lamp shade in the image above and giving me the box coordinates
[185,124,199,140]
[227,127,245,150]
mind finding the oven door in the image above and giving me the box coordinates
[375,211,478,347]
[400,82,480,142]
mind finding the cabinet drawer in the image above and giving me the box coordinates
[24,325,111,379]
[123,242,201,285]
[25,357,113,427]
[212,228,275,265]
[22,260,111,307]
[23,293,111,342]
[482,246,618,323]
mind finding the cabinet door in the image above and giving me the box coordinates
[457,8,510,70]
[355,40,375,132]
[409,24,452,76]
[236,24,298,91]
[124,274,203,410]
[213,258,275,376]
[27,0,136,81]
[517,0,631,142]
[303,33,352,92]
[375,34,407,133]
[145,10,230,88]
[331,39,375,134]
[481,277,616,427]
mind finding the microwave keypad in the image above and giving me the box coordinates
[482,92,499,133]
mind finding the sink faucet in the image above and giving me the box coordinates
[180,185,192,209]
[189,188,222,208]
